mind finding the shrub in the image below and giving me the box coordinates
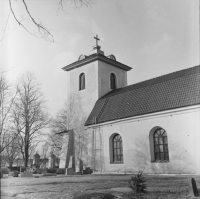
[129,170,147,194]
[36,168,44,174]
[11,170,19,177]
[20,167,27,172]
[8,167,20,172]
[46,168,57,173]
[56,168,65,174]
[0,167,10,174]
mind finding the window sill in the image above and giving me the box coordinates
[110,161,124,164]
[151,160,170,163]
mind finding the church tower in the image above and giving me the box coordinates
[62,35,132,117]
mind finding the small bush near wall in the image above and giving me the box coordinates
[8,167,20,172]
[129,170,147,194]
[0,167,10,174]
[11,170,19,177]
[56,168,65,174]
[36,168,44,174]
[46,168,57,173]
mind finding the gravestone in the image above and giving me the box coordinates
[79,159,83,174]
[20,167,27,172]
[20,171,33,177]
[83,167,93,174]
[49,152,56,168]
[58,130,75,171]
[33,153,40,167]
[66,168,74,175]
[188,178,200,198]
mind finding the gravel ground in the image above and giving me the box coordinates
[1,174,130,199]
[1,174,200,199]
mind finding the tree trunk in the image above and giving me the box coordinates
[24,144,29,167]
[9,161,13,168]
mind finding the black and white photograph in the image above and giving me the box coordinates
[0,0,200,198]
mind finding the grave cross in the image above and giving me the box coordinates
[94,35,100,46]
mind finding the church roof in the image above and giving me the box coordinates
[62,53,132,72]
[85,65,200,126]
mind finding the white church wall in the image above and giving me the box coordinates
[68,61,99,116]
[68,59,128,118]
[100,106,200,174]
[98,61,127,98]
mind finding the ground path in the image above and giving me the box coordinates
[1,174,200,199]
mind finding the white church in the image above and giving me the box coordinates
[62,36,200,174]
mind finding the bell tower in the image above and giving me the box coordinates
[62,35,132,116]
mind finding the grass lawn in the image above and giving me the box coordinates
[1,174,200,199]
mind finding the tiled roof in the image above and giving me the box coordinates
[85,65,200,126]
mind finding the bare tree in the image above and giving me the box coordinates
[3,133,20,167]
[41,142,50,159]
[48,94,78,157]
[0,74,18,153]
[12,72,49,167]
[49,94,88,163]
[2,0,94,42]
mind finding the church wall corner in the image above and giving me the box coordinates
[98,60,127,98]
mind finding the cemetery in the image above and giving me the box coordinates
[1,171,200,199]
[1,1,199,199]
[1,129,200,199]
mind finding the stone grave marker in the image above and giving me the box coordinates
[20,167,33,177]
[20,170,33,178]
[33,153,40,167]
[188,178,200,198]
[20,167,26,172]
[66,168,74,175]
[48,152,56,168]
[58,130,75,171]
[79,159,83,174]
[83,167,93,174]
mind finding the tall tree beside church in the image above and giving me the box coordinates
[0,74,18,153]
[49,94,88,163]
[12,72,49,167]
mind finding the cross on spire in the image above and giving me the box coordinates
[92,34,104,55]
[94,34,100,46]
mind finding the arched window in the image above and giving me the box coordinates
[113,134,123,162]
[110,73,116,90]
[79,73,85,90]
[154,128,169,161]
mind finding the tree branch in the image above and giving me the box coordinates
[9,0,54,42]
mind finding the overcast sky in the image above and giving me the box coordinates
[1,0,199,117]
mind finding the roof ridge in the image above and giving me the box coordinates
[86,65,200,126]
[101,65,200,100]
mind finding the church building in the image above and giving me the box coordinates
[62,36,200,174]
